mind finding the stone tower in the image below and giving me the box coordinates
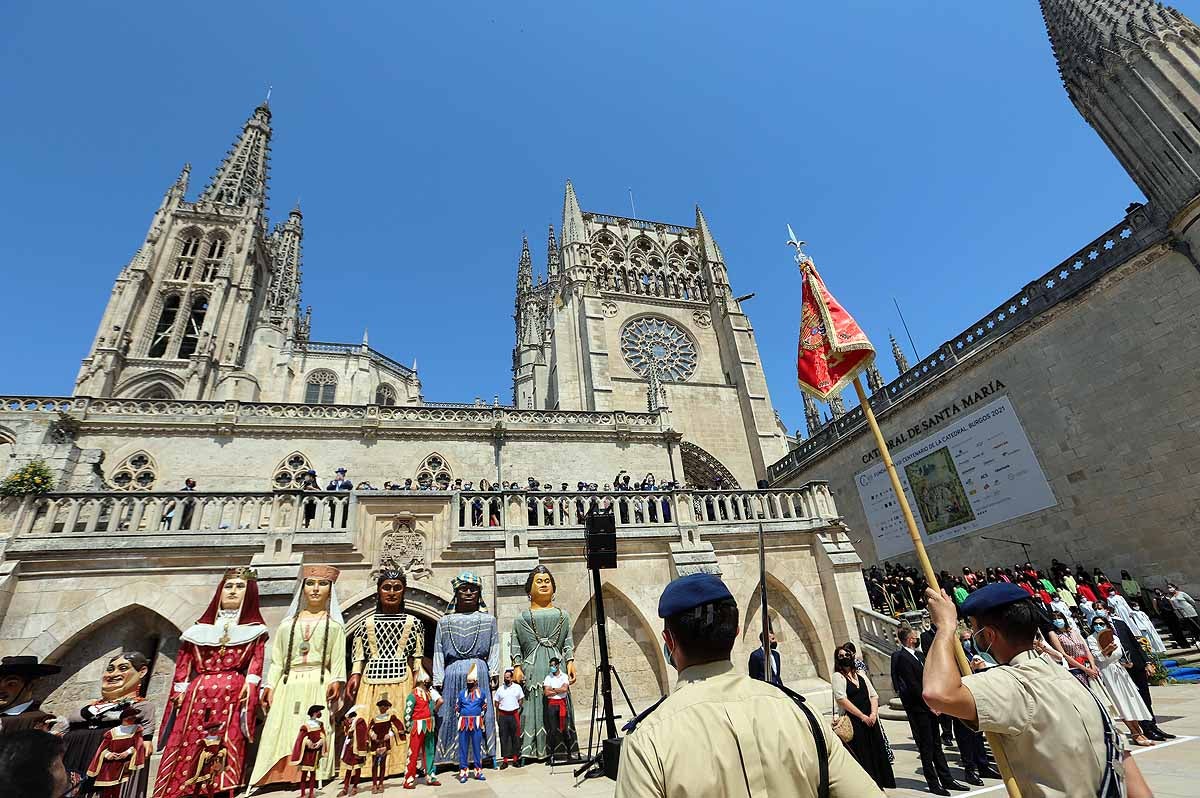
[1040,0,1200,221]
[75,102,289,400]
[515,181,789,484]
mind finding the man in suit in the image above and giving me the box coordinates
[891,626,966,795]
[747,630,782,685]
[920,625,955,749]
[1105,610,1176,741]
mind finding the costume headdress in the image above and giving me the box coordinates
[414,664,431,685]
[183,569,268,653]
[448,570,486,611]
[301,564,341,582]
[373,559,407,613]
[466,662,479,683]
[0,656,61,679]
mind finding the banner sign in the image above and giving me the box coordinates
[855,396,1056,560]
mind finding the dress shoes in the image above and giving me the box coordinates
[942,736,955,747]
[1148,724,1176,740]
[963,770,984,786]
[943,779,971,791]
[928,786,951,796]
[978,764,1002,779]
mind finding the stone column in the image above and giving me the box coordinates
[813,524,868,650]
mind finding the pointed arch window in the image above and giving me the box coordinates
[177,296,209,358]
[174,235,200,280]
[110,450,159,491]
[415,453,453,490]
[148,295,181,358]
[201,237,226,282]
[374,383,397,406]
[272,451,314,489]
[305,369,338,404]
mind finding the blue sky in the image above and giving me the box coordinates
[0,1,1156,432]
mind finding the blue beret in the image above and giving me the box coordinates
[958,583,1031,618]
[658,573,734,619]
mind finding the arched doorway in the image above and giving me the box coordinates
[742,574,827,683]
[680,440,739,489]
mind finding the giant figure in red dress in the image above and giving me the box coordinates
[153,567,268,798]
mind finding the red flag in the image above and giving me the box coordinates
[796,260,875,400]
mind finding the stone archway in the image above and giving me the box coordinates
[741,573,829,683]
[570,582,669,712]
[680,440,739,489]
[39,604,182,719]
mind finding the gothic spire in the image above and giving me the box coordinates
[890,333,910,374]
[828,393,846,419]
[200,102,272,212]
[266,198,303,328]
[694,205,725,264]
[1039,0,1200,216]
[546,224,560,278]
[803,393,821,437]
[562,180,586,246]
[866,360,885,393]
[517,235,533,294]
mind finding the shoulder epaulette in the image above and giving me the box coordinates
[621,693,668,734]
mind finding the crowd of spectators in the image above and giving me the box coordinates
[864,559,1200,647]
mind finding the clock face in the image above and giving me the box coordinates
[619,317,698,382]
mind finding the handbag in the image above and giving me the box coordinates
[831,684,855,744]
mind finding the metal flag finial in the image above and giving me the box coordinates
[265,84,273,104]
[786,224,812,268]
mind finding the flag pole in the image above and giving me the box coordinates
[852,376,1022,798]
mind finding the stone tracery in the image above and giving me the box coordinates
[619,317,698,382]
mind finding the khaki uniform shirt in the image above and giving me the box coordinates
[614,661,882,798]
[962,649,1123,798]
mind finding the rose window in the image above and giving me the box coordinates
[620,317,697,382]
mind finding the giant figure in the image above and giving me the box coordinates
[0,655,62,735]
[510,565,578,761]
[346,564,424,779]
[153,566,267,798]
[432,571,499,766]
[63,651,154,798]
[250,565,346,787]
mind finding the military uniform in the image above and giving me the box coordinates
[956,582,1126,798]
[962,649,1120,798]
[614,573,881,798]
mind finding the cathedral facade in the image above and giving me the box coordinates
[0,92,855,732]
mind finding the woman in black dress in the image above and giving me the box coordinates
[831,646,895,790]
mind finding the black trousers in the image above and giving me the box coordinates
[498,710,521,761]
[938,714,953,741]
[953,718,988,770]
[906,708,953,789]
[1129,665,1156,719]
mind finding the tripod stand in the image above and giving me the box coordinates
[584,661,637,767]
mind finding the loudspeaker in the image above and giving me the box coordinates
[602,737,623,780]
[585,511,617,570]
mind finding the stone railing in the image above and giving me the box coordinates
[455,484,837,532]
[855,605,902,656]
[769,207,1166,482]
[0,396,665,432]
[9,490,353,537]
[298,341,416,378]
[583,212,692,236]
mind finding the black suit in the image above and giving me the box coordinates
[921,629,955,742]
[1112,618,1156,718]
[891,646,955,791]
[748,647,782,685]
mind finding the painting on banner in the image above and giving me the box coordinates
[856,395,1056,560]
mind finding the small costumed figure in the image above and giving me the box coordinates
[346,564,425,780]
[86,706,151,798]
[338,706,370,797]
[153,567,267,798]
[401,669,442,790]
[368,698,405,793]
[182,723,227,798]
[455,663,487,783]
[290,706,327,798]
[251,565,346,787]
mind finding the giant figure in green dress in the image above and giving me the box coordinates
[510,565,578,761]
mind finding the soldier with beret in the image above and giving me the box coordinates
[615,573,881,797]
[923,582,1154,798]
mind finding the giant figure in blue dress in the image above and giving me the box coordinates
[432,571,499,767]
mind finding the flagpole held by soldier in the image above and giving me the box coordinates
[788,232,1023,798]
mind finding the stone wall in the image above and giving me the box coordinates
[778,246,1200,594]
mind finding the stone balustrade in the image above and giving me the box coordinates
[7,484,837,544]
[456,484,837,531]
[854,604,903,656]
